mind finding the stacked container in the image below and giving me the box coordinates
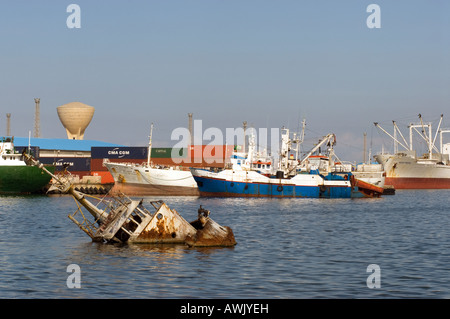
[39,157,91,178]
[90,145,234,184]
[90,146,148,184]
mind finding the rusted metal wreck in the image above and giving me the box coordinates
[24,153,236,247]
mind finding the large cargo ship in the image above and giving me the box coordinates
[0,137,54,194]
[374,152,450,189]
[374,114,450,189]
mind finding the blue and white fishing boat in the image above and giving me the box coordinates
[190,128,384,198]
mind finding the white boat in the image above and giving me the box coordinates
[105,161,199,196]
[105,124,199,196]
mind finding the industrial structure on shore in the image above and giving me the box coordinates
[6,100,226,189]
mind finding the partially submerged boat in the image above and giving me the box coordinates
[68,194,236,247]
[23,153,236,247]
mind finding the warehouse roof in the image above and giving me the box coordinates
[13,137,123,152]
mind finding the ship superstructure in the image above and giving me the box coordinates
[374,114,450,189]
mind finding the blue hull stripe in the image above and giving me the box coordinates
[193,175,363,198]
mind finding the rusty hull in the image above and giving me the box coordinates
[130,203,197,244]
[186,219,236,247]
[69,195,236,247]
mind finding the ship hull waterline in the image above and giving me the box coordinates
[110,182,200,196]
[385,177,450,189]
[0,165,55,194]
[192,175,382,199]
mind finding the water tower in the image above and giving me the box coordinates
[57,102,95,140]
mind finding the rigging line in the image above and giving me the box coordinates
[375,114,419,128]
[370,125,374,154]
[304,127,325,136]
[336,140,365,151]
[374,125,390,153]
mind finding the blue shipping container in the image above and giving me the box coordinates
[91,147,148,159]
[39,157,91,172]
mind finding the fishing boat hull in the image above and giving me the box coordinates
[0,165,55,194]
[190,168,383,198]
[110,182,200,196]
[105,162,199,196]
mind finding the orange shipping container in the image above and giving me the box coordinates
[91,171,115,184]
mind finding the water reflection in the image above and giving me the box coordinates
[3,191,450,298]
[67,241,235,266]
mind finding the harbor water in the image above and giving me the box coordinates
[1,190,450,299]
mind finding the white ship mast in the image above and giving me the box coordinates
[440,129,450,154]
[278,120,306,174]
[375,114,444,158]
[147,123,153,167]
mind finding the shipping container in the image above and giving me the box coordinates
[91,146,148,159]
[91,146,232,160]
[68,171,92,178]
[151,147,187,159]
[91,145,233,171]
[186,145,234,164]
[91,171,115,184]
[39,157,91,172]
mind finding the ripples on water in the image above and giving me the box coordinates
[1,190,450,299]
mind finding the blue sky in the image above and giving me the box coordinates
[1,1,449,161]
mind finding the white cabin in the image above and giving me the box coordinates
[0,137,26,166]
